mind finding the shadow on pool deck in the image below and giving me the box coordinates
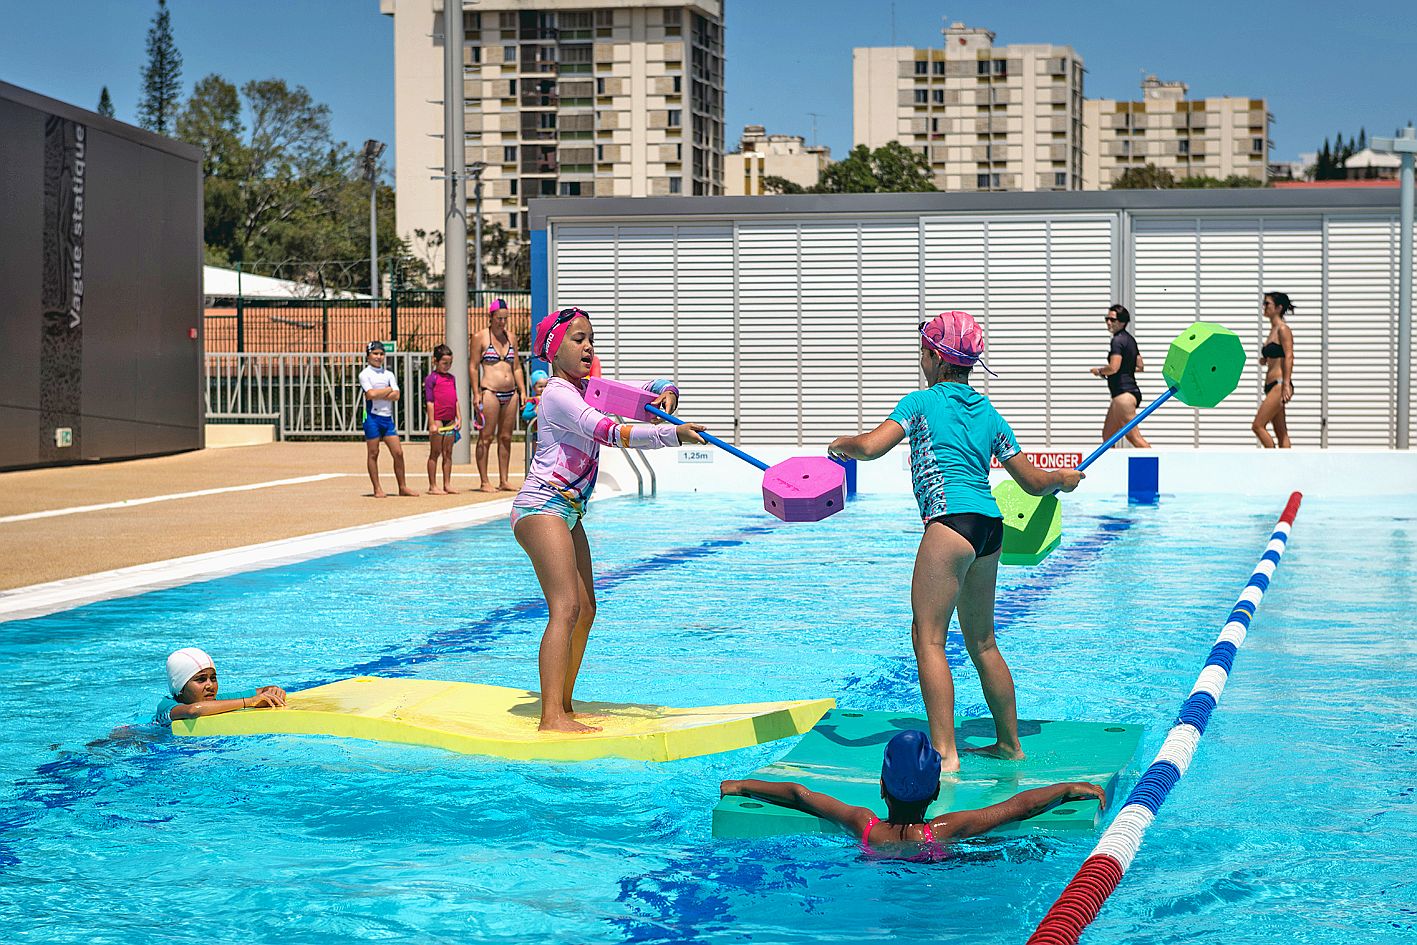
[0,441,524,590]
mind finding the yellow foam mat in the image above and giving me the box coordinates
[172,676,835,763]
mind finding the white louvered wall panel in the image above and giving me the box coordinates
[798,223,861,446]
[1196,218,1263,446]
[1259,218,1324,446]
[920,218,988,398]
[1133,218,1202,446]
[1048,218,1117,446]
[671,226,736,432]
[613,227,677,387]
[982,220,1051,447]
[1326,217,1396,447]
[737,223,801,444]
[551,225,619,369]
[858,220,921,432]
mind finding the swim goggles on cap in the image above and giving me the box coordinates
[538,307,589,360]
[918,321,999,378]
[366,340,386,355]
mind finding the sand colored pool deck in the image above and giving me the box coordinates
[0,443,525,591]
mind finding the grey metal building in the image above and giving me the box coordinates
[0,81,204,470]
[531,188,1415,449]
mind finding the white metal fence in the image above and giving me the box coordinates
[548,205,1416,449]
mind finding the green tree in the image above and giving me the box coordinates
[813,142,936,193]
[760,175,806,195]
[1110,163,1175,189]
[1176,174,1263,189]
[137,0,183,135]
[97,86,115,118]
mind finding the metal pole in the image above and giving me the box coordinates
[444,2,470,464]
[1374,126,1416,449]
[473,166,485,301]
[1398,144,1414,449]
[235,261,244,354]
[370,173,379,299]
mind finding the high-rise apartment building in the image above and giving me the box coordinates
[381,0,724,249]
[724,124,830,195]
[1082,77,1270,189]
[853,23,1084,192]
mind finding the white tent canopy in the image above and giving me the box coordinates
[203,265,372,301]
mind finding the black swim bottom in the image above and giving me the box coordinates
[927,513,1004,558]
[1110,389,1142,408]
[1264,380,1291,395]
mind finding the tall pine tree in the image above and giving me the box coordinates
[137,0,182,135]
[97,86,115,118]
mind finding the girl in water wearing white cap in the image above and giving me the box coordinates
[154,648,287,725]
[829,311,1083,772]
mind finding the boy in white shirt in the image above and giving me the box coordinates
[358,341,419,498]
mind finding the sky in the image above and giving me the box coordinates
[2,0,1412,170]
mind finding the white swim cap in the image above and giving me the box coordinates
[166,647,215,696]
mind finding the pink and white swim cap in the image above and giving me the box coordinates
[920,310,986,367]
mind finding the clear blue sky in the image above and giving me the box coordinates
[2,0,1411,169]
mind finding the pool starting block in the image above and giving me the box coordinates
[173,676,834,763]
[713,709,1143,838]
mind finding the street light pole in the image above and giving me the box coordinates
[361,139,386,301]
[443,2,470,464]
[471,162,485,301]
[1373,126,1416,449]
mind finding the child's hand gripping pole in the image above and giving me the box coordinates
[642,404,845,523]
[993,321,1246,566]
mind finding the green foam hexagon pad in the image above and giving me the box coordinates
[1162,321,1245,408]
[995,479,1062,566]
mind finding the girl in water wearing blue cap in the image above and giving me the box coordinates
[829,312,1084,772]
[721,730,1104,856]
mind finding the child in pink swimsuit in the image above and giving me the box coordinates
[721,730,1104,858]
[513,307,706,734]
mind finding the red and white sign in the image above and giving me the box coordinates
[991,451,1083,470]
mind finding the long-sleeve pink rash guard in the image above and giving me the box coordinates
[511,376,678,526]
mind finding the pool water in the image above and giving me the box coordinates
[1,492,1413,944]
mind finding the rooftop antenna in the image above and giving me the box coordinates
[806,111,821,148]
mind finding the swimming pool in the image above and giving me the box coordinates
[1,492,1412,944]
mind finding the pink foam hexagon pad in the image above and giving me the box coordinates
[762,457,846,522]
[582,377,657,420]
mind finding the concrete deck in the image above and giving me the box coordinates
[1,442,525,591]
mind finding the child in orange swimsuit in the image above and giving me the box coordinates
[720,730,1104,858]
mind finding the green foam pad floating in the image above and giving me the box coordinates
[1163,321,1245,408]
[712,709,1143,839]
[995,480,1062,566]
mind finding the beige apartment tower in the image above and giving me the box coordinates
[1082,77,1270,189]
[853,23,1084,192]
[725,125,831,195]
[380,0,724,250]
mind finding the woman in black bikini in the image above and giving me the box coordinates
[471,298,528,491]
[1252,291,1295,448]
[1091,304,1151,449]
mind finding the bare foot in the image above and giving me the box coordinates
[539,716,602,734]
[372,490,388,499]
[444,486,459,494]
[941,755,961,774]
[428,487,448,496]
[965,742,1026,762]
[399,488,420,497]
[478,483,497,493]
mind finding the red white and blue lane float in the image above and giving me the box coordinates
[1026,491,1304,945]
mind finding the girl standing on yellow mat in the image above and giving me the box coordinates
[828,311,1082,771]
[513,308,705,734]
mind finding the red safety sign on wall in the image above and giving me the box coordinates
[990,451,1083,470]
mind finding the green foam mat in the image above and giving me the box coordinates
[713,710,1143,839]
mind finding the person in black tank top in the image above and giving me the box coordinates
[1252,291,1296,448]
[1091,304,1152,449]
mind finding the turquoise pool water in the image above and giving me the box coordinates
[1,492,1413,944]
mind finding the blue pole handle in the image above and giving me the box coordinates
[1077,386,1176,472]
[644,404,770,471]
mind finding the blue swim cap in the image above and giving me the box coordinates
[881,730,942,802]
[530,369,549,386]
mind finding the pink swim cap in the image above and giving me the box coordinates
[534,307,590,361]
[920,310,985,367]
[488,298,507,314]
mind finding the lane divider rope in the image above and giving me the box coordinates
[1026,490,1303,945]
